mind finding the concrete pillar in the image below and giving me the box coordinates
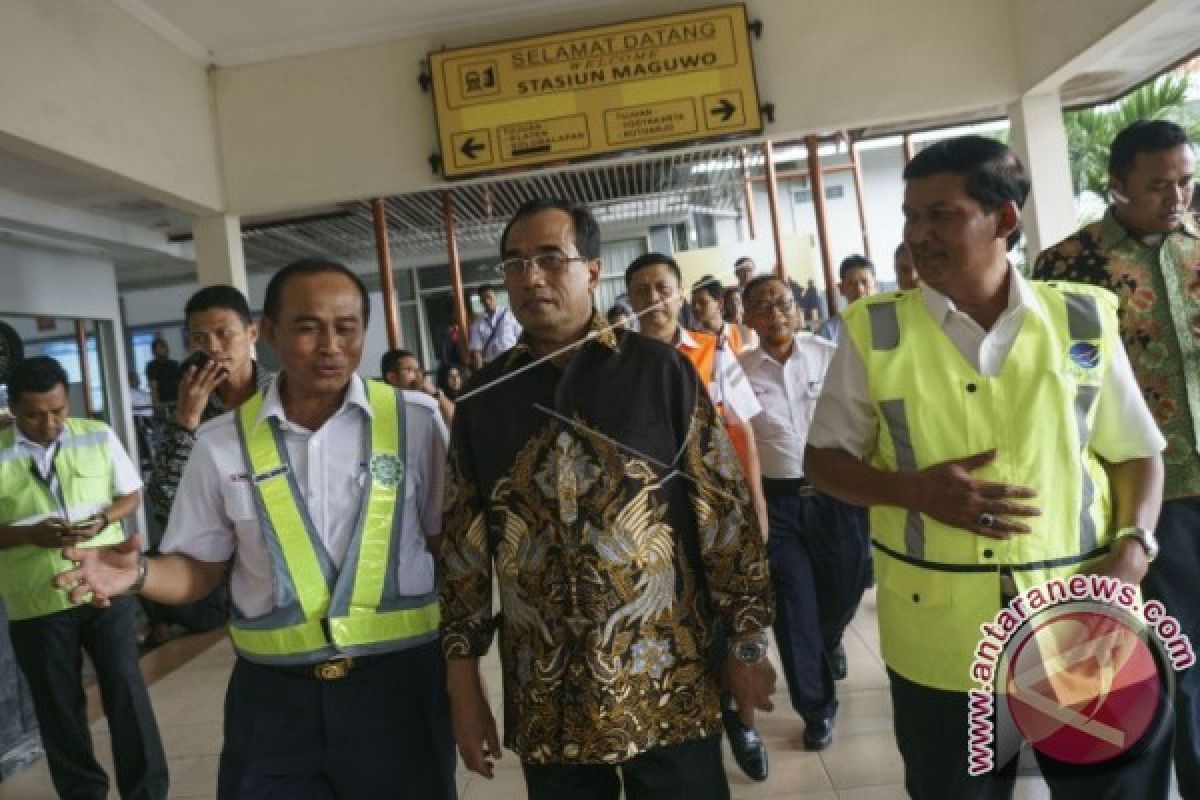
[192,214,248,292]
[1007,91,1076,262]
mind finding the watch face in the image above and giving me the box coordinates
[0,321,24,385]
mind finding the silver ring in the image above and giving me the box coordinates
[977,512,996,528]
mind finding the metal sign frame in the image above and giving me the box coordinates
[428,4,764,179]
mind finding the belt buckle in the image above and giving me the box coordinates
[313,657,353,680]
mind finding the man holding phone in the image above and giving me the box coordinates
[0,356,167,799]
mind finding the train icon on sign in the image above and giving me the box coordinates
[459,61,499,99]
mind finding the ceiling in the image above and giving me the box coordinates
[113,0,640,65]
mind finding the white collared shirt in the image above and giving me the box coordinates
[740,334,836,479]
[677,327,762,422]
[808,268,1165,462]
[469,308,523,363]
[159,374,448,618]
[13,423,141,522]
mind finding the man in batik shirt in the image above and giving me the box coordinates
[438,197,775,800]
[1034,119,1198,797]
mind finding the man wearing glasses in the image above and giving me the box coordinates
[738,276,868,753]
[439,198,775,799]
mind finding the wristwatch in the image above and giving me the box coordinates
[730,638,769,664]
[127,553,149,595]
[1115,525,1159,562]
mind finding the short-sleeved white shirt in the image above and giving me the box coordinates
[808,269,1165,462]
[469,309,523,364]
[159,374,448,618]
[740,334,837,479]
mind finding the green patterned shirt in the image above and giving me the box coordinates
[1034,209,1200,500]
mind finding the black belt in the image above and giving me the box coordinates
[761,476,814,496]
[245,651,400,681]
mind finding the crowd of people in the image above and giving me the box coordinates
[0,118,1195,800]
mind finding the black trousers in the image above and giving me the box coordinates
[764,482,868,720]
[217,640,457,800]
[7,595,168,800]
[522,734,729,800]
[1143,496,1200,799]
[889,668,1174,800]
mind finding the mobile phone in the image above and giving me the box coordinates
[181,350,211,372]
[70,517,98,530]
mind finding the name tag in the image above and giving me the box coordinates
[252,465,289,483]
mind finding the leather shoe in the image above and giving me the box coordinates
[802,714,835,751]
[831,642,848,681]
[722,708,768,781]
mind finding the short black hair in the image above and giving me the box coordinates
[894,242,910,259]
[185,284,253,326]
[605,305,629,324]
[625,252,681,286]
[499,198,602,261]
[1109,120,1192,182]
[262,258,370,326]
[838,255,875,281]
[7,356,68,405]
[476,285,496,300]
[691,275,725,303]
[152,337,169,350]
[903,135,1030,249]
[380,348,416,376]
[734,257,754,270]
[742,275,785,307]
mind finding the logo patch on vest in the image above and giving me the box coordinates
[1068,341,1100,370]
[369,454,405,488]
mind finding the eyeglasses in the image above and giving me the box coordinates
[495,253,586,278]
[627,282,678,300]
[747,298,796,316]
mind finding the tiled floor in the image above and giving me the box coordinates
[0,591,1179,798]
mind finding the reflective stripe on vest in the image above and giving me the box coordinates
[845,282,1119,691]
[228,380,439,664]
[0,420,125,620]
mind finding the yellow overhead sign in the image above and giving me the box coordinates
[429,5,763,179]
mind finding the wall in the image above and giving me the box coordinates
[214,0,1022,216]
[0,0,223,212]
[0,239,137,515]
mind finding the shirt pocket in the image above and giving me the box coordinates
[221,479,260,524]
[68,456,111,498]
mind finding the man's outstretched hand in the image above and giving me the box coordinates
[54,535,143,607]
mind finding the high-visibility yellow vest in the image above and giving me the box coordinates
[844,281,1121,691]
[0,419,127,621]
[228,380,440,665]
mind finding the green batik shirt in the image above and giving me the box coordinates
[1034,208,1200,500]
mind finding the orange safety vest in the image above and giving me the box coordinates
[676,329,753,477]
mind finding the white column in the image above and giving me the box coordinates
[1007,91,1076,263]
[192,214,248,292]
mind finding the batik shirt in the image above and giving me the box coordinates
[439,315,772,764]
[1034,209,1200,500]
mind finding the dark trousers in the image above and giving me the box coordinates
[7,596,168,800]
[764,482,868,720]
[217,640,456,800]
[1144,496,1200,798]
[522,734,729,800]
[889,668,1174,800]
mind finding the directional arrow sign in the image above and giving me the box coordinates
[460,137,486,160]
[710,98,737,123]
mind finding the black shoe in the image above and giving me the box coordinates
[802,714,835,751]
[722,708,768,781]
[831,642,848,681]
